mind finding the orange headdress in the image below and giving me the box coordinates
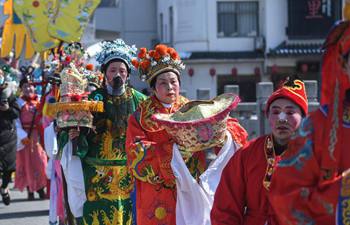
[132,44,185,84]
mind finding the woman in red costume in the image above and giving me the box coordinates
[211,77,308,225]
[126,44,247,224]
[15,76,47,200]
[268,13,350,225]
[126,44,190,224]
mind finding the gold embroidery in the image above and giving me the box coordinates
[340,171,350,224]
[155,207,167,220]
[286,80,303,91]
[130,142,163,184]
[91,166,133,201]
[139,95,188,132]
[263,135,275,190]
[341,174,350,197]
[87,189,97,201]
[100,206,132,225]
[341,199,350,225]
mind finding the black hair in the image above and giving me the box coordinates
[19,77,29,88]
[101,58,130,74]
[283,74,303,88]
[149,71,181,89]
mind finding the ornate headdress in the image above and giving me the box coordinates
[132,44,185,83]
[95,39,137,71]
[46,63,103,128]
[0,64,19,101]
[0,65,14,86]
[152,93,240,152]
[266,77,308,116]
[19,66,36,87]
[60,42,86,68]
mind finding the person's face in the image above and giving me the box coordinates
[154,71,180,104]
[105,61,128,87]
[268,98,303,144]
[21,83,35,97]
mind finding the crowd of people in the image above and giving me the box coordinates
[0,16,349,225]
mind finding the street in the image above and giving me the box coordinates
[0,183,49,225]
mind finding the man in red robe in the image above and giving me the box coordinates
[211,77,308,225]
[268,20,350,225]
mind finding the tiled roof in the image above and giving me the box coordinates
[268,41,324,57]
[180,51,264,60]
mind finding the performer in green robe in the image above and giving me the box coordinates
[81,39,146,225]
[58,40,146,225]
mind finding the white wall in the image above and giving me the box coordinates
[156,0,209,49]
[157,0,266,52]
[93,0,157,90]
[264,0,288,51]
[157,0,174,43]
[94,0,157,48]
[173,0,209,51]
[207,0,257,51]
[123,0,157,48]
[94,8,123,31]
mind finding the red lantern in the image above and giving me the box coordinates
[254,67,261,77]
[231,67,237,77]
[209,68,216,77]
[188,68,194,77]
[271,64,278,75]
[301,63,308,73]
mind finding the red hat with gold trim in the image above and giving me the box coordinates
[266,78,308,116]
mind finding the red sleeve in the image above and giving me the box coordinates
[269,115,341,225]
[126,113,153,180]
[125,113,175,186]
[227,117,248,147]
[211,148,247,225]
[126,113,148,163]
[35,105,44,147]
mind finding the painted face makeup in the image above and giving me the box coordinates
[268,98,303,145]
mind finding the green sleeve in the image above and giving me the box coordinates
[131,88,147,105]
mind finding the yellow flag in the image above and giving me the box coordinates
[48,0,101,42]
[1,0,35,59]
[13,0,60,52]
[344,0,350,20]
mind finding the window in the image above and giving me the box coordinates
[217,1,258,37]
[217,74,258,102]
[169,6,174,45]
[160,13,164,42]
[98,0,119,8]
